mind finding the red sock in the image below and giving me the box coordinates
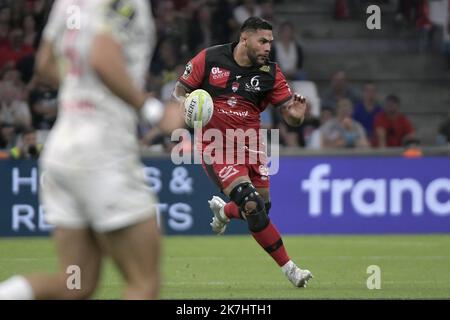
[251,221,290,267]
[224,202,242,220]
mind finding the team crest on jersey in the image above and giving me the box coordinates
[227,96,237,107]
[259,65,270,73]
[182,61,193,79]
[209,66,230,88]
[231,81,239,93]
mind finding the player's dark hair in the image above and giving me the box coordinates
[240,17,273,34]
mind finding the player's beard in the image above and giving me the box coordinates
[247,46,268,67]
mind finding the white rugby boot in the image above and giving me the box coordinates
[208,196,229,235]
[282,260,313,288]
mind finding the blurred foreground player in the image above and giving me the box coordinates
[173,17,313,287]
[0,0,182,299]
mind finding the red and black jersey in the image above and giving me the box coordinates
[178,42,292,134]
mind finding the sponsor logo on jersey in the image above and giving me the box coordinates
[218,108,248,118]
[245,75,261,93]
[182,61,193,79]
[209,67,230,88]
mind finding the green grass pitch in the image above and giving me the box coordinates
[1,235,449,299]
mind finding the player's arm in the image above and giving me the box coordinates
[172,81,192,105]
[90,34,146,110]
[172,50,207,105]
[35,40,59,88]
[268,64,306,127]
[279,94,306,127]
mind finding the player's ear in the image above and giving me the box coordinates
[241,31,249,46]
[240,34,246,45]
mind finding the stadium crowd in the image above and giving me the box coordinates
[0,0,449,159]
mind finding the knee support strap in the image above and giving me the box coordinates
[229,182,269,232]
[265,201,271,215]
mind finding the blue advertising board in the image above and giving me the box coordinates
[0,156,449,236]
[0,159,248,237]
[271,157,450,234]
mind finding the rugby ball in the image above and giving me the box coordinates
[184,89,214,128]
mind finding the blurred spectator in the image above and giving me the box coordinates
[0,6,11,25]
[278,101,320,148]
[0,81,31,130]
[32,0,53,33]
[0,28,35,68]
[9,0,25,28]
[0,122,16,149]
[24,0,53,50]
[319,106,335,126]
[187,6,213,53]
[153,0,186,48]
[0,22,9,47]
[22,14,37,47]
[271,21,304,80]
[16,52,34,83]
[28,83,57,130]
[416,0,434,51]
[374,94,415,147]
[403,137,423,157]
[352,82,382,146]
[233,0,262,24]
[1,64,23,86]
[305,106,336,150]
[171,0,192,11]
[334,0,350,20]
[321,71,360,110]
[211,0,239,44]
[9,127,42,159]
[260,0,277,25]
[396,0,429,27]
[396,0,415,23]
[321,98,369,148]
[395,0,434,51]
[297,106,321,148]
[436,108,450,145]
[160,64,185,102]
[150,38,181,93]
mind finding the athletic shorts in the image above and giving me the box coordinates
[40,158,157,233]
[202,160,270,191]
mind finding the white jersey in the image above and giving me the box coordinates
[41,0,155,168]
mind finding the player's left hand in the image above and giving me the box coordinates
[286,94,307,123]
